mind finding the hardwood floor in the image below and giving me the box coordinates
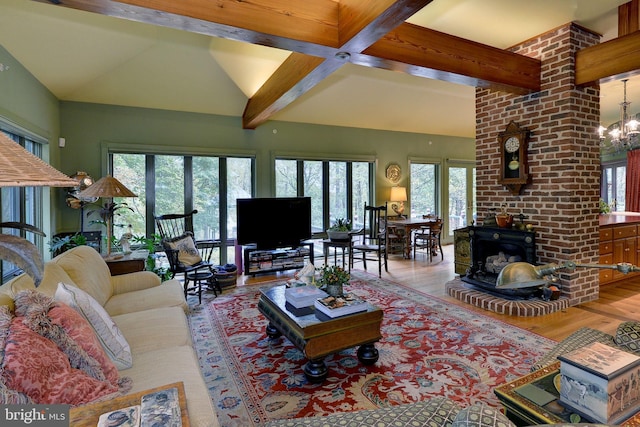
[242,243,640,342]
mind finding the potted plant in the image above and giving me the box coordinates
[327,218,352,241]
[317,264,350,297]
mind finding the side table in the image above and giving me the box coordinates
[494,361,640,426]
[322,239,351,269]
[103,253,146,276]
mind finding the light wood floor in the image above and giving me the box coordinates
[242,243,640,342]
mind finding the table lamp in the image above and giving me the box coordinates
[0,131,78,286]
[78,175,137,256]
[390,186,407,218]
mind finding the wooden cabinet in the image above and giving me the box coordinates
[599,222,638,284]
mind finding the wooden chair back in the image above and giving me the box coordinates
[154,209,198,240]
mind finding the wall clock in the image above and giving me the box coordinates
[498,121,530,195]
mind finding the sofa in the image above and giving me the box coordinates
[0,245,218,427]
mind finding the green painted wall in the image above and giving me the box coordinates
[58,102,475,235]
[0,43,476,243]
[0,45,62,242]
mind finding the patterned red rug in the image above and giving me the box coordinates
[188,271,556,427]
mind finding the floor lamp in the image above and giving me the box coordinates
[78,175,137,256]
[0,132,78,286]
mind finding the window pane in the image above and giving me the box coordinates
[352,162,370,228]
[226,157,252,239]
[193,156,219,240]
[275,159,297,197]
[410,163,436,217]
[329,161,347,224]
[113,154,146,238]
[303,161,323,233]
[448,167,467,232]
[155,156,184,216]
[616,166,626,212]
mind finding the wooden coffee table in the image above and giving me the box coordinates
[494,362,640,426]
[257,285,383,383]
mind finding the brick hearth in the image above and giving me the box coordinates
[446,278,569,317]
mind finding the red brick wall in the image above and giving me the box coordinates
[475,23,602,304]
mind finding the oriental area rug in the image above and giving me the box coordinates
[187,271,556,427]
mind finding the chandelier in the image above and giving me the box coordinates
[599,79,640,153]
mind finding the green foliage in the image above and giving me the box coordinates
[600,198,612,214]
[317,264,350,286]
[48,234,87,254]
[328,218,352,231]
[131,233,171,280]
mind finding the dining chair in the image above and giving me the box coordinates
[350,203,388,277]
[413,216,443,262]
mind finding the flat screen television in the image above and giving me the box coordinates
[236,197,312,250]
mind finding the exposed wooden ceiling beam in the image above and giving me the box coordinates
[243,0,433,129]
[361,23,540,93]
[576,0,640,85]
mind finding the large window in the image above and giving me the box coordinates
[112,152,254,265]
[601,160,626,212]
[275,158,373,233]
[410,162,439,218]
[1,130,44,282]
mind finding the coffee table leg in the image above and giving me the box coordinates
[265,322,281,339]
[304,359,328,383]
[357,343,379,365]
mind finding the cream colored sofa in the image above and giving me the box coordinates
[0,245,218,427]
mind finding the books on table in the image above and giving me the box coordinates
[314,293,367,318]
[284,285,328,308]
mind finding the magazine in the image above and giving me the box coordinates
[97,387,181,427]
[314,293,367,318]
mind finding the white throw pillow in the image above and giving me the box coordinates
[54,282,132,370]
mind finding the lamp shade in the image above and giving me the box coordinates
[390,186,407,202]
[78,175,137,199]
[0,131,77,187]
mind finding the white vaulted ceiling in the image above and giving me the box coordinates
[0,0,635,138]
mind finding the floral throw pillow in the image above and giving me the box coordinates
[54,282,132,370]
[2,312,120,405]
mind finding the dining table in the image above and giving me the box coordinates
[387,217,438,259]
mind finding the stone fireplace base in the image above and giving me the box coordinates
[445,278,569,316]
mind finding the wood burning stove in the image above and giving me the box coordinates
[461,225,536,298]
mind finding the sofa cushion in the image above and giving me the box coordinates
[104,280,187,316]
[6,263,74,298]
[112,306,192,354]
[452,403,515,427]
[264,397,462,426]
[1,307,120,405]
[52,245,113,305]
[165,233,202,266]
[0,293,14,312]
[614,321,640,353]
[123,345,219,427]
[55,282,132,370]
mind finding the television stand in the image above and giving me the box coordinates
[243,241,314,276]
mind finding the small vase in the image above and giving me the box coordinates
[325,282,344,297]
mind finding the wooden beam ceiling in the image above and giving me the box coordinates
[50,0,640,129]
[576,0,640,85]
